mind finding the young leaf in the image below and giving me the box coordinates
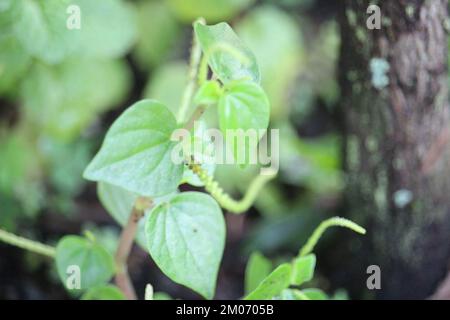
[194,80,223,106]
[245,263,292,300]
[194,22,260,84]
[245,252,272,294]
[97,182,175,249]
[168,0,255,23]
[218,81,270,133]
[81,285,125,300]
[279,288,327,300]
[218,81,270,163]
[290,254,316,286]
[83,100,184,197]
[55,236,115,290]
[145,192,225,299]
[298,288,328,300]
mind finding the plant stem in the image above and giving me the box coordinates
[177,17,206,123]
[115,197,153,300]
[184,105,206,131]
[0,228,56,258]
[299,217,366,257]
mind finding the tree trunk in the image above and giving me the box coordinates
[339,0,450,299]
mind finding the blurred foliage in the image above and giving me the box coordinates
[0,0,347,299]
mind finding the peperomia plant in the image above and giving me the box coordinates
[0,19,365,300]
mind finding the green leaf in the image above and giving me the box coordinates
[0,34,31,95]
[0,0,21,34]
[154,292,172,300]
[55,235,115,290]
[0,132,32,196]
[218,81,270,163]
[133,0,180,69]
[83,100,183,197]
[168,0,255,23]
[218,81,270,132]
[194,80,223,106]
[145,192,225,299]
[81,285,125,300]
[20,59,131,142]
[194,22,260,84]
[72,0,137,58]
[43,138,92,196]
[245,252,272,294]
[245,263,292,300]
[299,288,328,300]
[290,254,316,286]
[97,182,175,249]
[13,0,77,64]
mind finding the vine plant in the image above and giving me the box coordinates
[0,19,365,300]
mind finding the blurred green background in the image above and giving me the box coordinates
[0,0,352,299]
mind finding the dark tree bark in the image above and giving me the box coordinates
[339,0,450,299]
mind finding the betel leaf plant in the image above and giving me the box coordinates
[0,19,366,300]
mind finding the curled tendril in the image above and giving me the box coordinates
[299,217,366,257]
[188,161,276,214]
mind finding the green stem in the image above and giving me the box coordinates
[184,105,207,132]
[198,55,209,86]
[0,228,56,258]
[189,162,276,214]
[177,17,205,123]
[299,217,366,257]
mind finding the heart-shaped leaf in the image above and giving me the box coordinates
[194,22,260,84]
[218,81,270,163]
[145,192,225,299]
[245,263,292,300]
[291,254,316,286]
[218,81,270,132]
[55,235,115,290]
[83,100,183,197]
